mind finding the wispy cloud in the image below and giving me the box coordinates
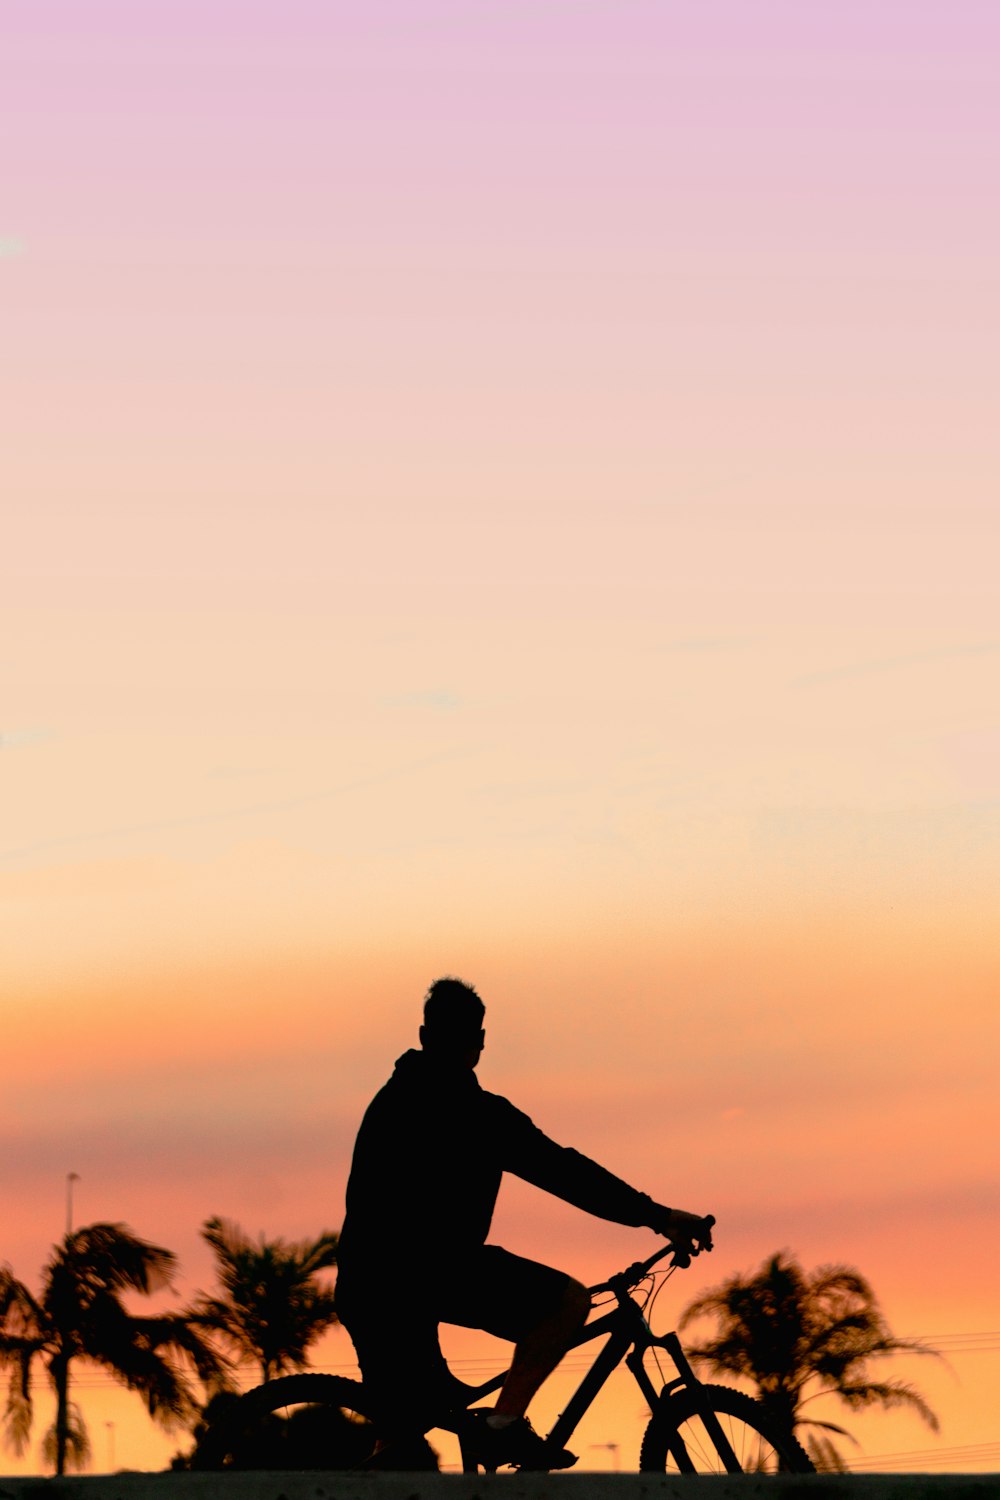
[379,689,463,712]
[791,642,1000,690]
[0,745,480,865]
[0,727,55,750]
[206,764,283,780]
[650,636,754,654]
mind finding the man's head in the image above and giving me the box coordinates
[420,977,485,1068]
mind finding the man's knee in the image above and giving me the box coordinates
[561,1277,591,1330]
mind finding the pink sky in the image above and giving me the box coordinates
[3,1,999,1476]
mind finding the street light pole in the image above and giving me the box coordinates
[66,1173,80,1238]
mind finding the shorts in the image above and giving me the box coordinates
[434,1244,573,1341]
[335,1244,572,1428]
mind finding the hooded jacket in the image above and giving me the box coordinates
[337,1049,661,1285]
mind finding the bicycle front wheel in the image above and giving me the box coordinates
[193,1373,436,1471]
[640,1385,815,1475]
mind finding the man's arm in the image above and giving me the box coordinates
[494,1096,711,1249]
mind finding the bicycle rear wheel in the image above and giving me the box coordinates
[640,1384,814,1474]
[193,1373,437,1471]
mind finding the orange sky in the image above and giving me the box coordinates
[4,0,999,1477]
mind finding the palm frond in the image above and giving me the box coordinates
[41,1403,91,1472]
[2,1372,34,1456]
[50,1225,177,1300]
[0,1271,43,1348]
[298,1232,339,1277]
[84,1332,198,1430]
[794,1415,854,1440]
[834,1378,940,1430]
[144,1316,233,1391]
[0,1278,45,1460]
[805,1431,851,1473]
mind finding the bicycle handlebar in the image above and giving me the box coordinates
[589,1215,716,1297]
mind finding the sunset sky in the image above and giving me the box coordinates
[3,0,998,1476]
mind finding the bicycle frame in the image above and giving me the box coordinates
[452,1247,743,1475]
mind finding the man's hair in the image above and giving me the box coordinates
[422,977,485,1039]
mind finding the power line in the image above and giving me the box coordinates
[64,1333,1000,1390]
[903,1332,1000,1355]
[851,1441,1000,1472]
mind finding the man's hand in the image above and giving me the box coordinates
[651,1207,715,1263]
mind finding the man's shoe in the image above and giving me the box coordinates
[463,1412,577,1472]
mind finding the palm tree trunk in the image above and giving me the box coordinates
[765,1392,799,1473]
[52,1352,71,1477]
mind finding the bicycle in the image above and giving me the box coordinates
[195,1230,815,1475]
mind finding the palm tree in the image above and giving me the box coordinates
[190,1217,339,1384]
[678,1250,939,1470]
[0,1223,227,1475]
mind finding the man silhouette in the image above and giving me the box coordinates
[335,977,712,1470]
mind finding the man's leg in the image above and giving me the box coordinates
[335,1290,449,1467]
[493,1276,591,1419]
[440,1250,591,1469]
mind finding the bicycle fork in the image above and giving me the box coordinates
[639,1331,743,1475]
